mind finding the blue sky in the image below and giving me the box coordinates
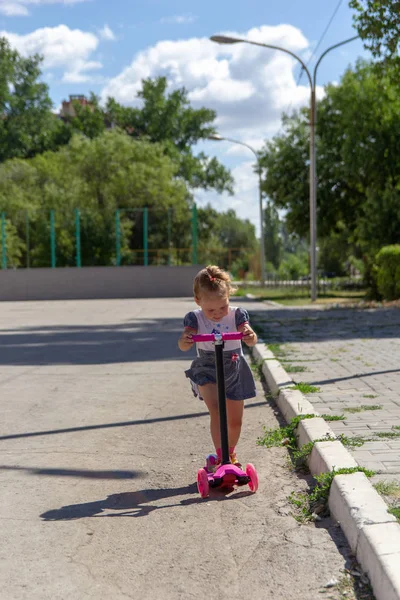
[0,0,370,232]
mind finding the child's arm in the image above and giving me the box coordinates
[237,321,258,347]
[178,327,197,351]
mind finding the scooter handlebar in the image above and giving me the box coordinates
[192,332,244,342]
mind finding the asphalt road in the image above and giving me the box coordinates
[0,298,355,599]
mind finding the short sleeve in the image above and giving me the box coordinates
[235,307,249,327]
[183,311,198,330]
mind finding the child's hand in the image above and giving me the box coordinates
[178,330,195,351]
[241,325,257,347]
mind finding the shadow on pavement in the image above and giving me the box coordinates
[40,485,254,520]
[0,319,188,366]
[0,465,144,480]
[1,300,400,368]
[0,401,266,442]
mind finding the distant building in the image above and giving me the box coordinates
[59,95,93,119]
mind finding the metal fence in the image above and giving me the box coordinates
[0,206,257,275]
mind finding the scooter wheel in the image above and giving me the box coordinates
[197,468,210,498]
[246,463,259,493]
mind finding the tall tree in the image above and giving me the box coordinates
[0,37,60,162]
[105,77,234,194]
[259,59,400,267]
[350,0,400,68]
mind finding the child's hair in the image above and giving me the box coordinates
[194,265,236,299]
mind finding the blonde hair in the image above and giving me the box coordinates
[193,265,236,299]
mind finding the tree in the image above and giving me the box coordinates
[0,37,60,162]
[0,131,190,267]
[350,0,400,67]
[67,93,107,139]
[259,59,400,271]
[105,77,234,194]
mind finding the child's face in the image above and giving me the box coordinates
[195,293,229,322]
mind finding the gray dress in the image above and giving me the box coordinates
[183,307,257,402]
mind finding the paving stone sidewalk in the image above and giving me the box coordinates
[250,302,400,484]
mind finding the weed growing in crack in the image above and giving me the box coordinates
[267,342,287,357]
[257,414,317,450]
[288,467,375,523]
[322,414,346,421]
[374,481,400,499]
[344,404,382,413]
[285,365,308,373]
[388,507,400,522]
[375,430,400,439]
[337,434,366,447]
[291,382,321,394]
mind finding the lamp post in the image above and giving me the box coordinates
[210,34,358,301]
[208,133,266,285]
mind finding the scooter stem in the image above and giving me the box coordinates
[214,334,230,465]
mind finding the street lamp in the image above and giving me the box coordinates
[208,133,266,285]
[210,33,358,301]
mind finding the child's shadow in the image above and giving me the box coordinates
[41,484,253,520]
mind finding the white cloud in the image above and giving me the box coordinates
[101,24,322,141]
[160,14,197,25]
[98,24,115,41]
[1,25,102,82]
[0,0,89,17]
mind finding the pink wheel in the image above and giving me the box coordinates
[197,468,210,498]
[246,463,259,493]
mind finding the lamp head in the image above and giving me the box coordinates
[210,35,242,45]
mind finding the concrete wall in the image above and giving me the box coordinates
[0,266,201,301]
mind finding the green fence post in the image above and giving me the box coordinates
[1,212,6,269]
[115,209,121,266]
[191,203,198,265]
[50,209,56,268]
[143,207,148,266]
[25,211,30,268]
[75,209,81,267]
[167,208,172,266]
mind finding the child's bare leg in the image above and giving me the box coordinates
[227,399,244,449]
[199,383,220,450]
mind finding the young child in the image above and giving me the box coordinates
[178,264,258,470]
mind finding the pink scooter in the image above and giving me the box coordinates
[192,332,259,498]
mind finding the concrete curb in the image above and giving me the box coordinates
[252,341,400,600]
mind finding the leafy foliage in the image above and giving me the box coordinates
[259,59,400,275]
[350,0,400,66]
[375,245,400,300]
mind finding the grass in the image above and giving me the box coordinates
[267,342,287,357]
[233,286,366,307]
[374,481,400,524]
[374,481,400,499]
[338,434,366,448]
[388,507,400,522]
[284,364,308,373]
[291,382,321,394]
[375,430,400,438]
[344,404,383,413]
[363,394,378,399]
[288,467,375,523]
[323,414,346,421]
[257,414,317,450]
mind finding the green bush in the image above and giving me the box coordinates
[376,245,400,300]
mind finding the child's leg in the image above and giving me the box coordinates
[227,399,244,450]
[198,383,220,450]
